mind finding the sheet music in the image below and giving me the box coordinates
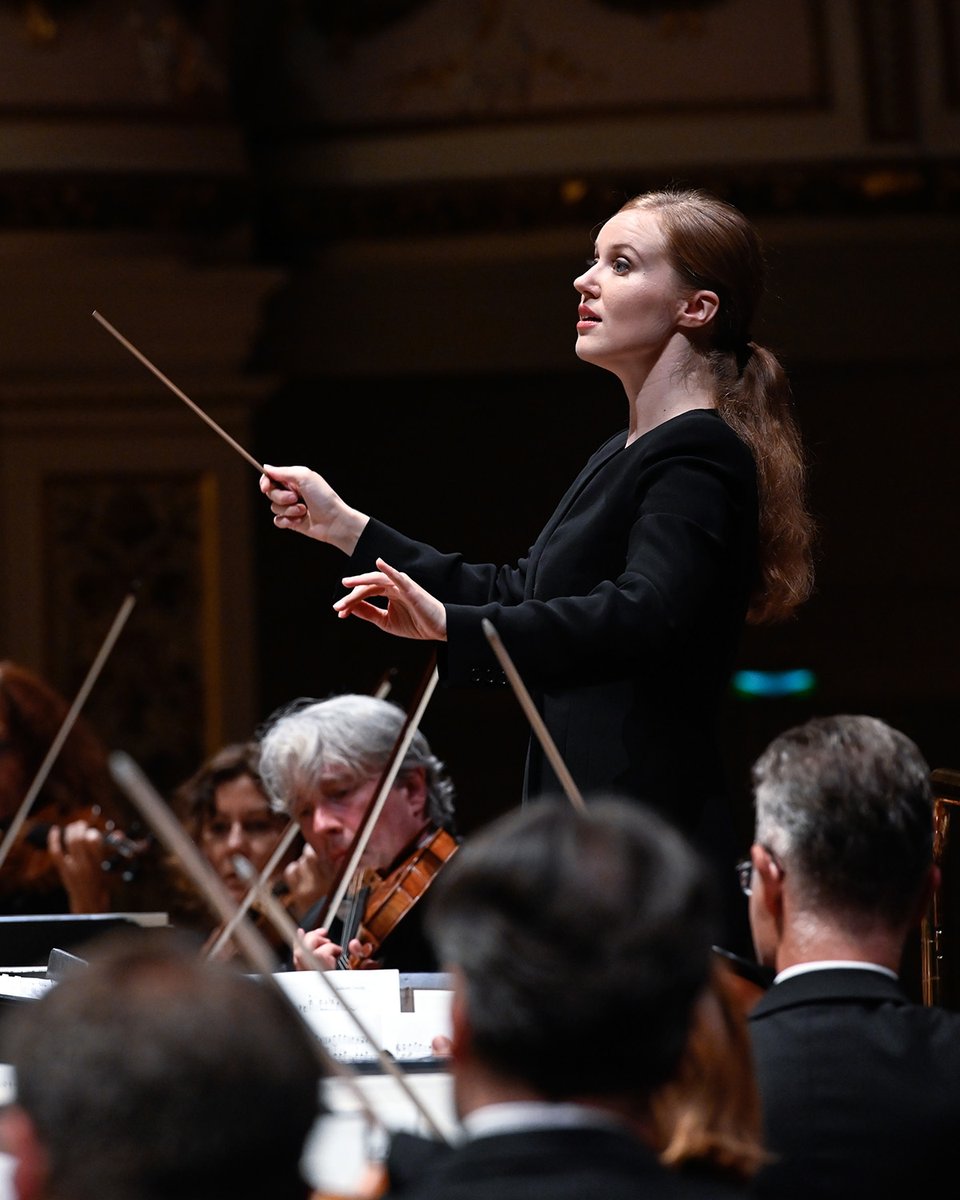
[0,974,54,1001]
[273,970,452,1063]
[382,986,453,1061]
[273,968,400,1062]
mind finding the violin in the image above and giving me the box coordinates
[0,648,152,915]
[24,814,151,876]
[0,801,154,915]
[340,825,459,970]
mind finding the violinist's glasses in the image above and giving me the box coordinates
[736,847,783,896]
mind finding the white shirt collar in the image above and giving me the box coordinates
[774,959,898,985]
[462,1101,630,1141]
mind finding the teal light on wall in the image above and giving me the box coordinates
[732,668,816,698]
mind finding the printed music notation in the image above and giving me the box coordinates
[273,969,452,1064]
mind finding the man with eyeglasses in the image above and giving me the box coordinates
[739,713,960,1198]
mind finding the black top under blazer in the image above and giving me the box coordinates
[748,966,960,1197]
[347,409,758,828]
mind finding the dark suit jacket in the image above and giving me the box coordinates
[384,1125,746,1200]
[748,966,960,1197]
[348,409,758,829]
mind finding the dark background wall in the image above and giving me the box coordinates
[1,0,958,853]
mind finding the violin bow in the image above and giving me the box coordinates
[202,817,302,961]
[372,666,397,700]
[206,664,401,961]
[318,654,440,936]
[481,618,586,812]
[107,750,446,1140]
[0,587,139,875]
[232,853,450,1142]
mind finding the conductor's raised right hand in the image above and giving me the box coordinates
[260,465,369,555]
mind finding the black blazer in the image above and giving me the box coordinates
[748,967,960,1197]
[348,410,758,828]
[384,1125,745,1200]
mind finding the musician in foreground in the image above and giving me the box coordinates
[744,713,960,1196]
[382,794,726,1199]
[257,692,459,971]
[0,928,325,1200]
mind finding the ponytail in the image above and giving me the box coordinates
[714,342,814,624]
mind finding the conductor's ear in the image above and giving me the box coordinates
[677,288,720,331]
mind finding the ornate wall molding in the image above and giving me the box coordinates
[0,157,954,246]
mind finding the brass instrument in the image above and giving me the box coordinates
[920,768,960,1009]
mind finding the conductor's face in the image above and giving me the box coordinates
[290,766,428,875]
[573,208,686,380]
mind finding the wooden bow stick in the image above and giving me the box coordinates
[231,854,449,1142]
[0,588,138,875]
[481,618,585,812]
[208,664,400,962]
[203,817,302,961]
[92,311,265,474]
[109,749,450,1142]
[318,657,439,935]
[109,751,282,975]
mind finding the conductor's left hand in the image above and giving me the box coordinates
[334,558,447,642]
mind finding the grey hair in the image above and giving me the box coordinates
[751,714,932,924]
[257,693,456,832]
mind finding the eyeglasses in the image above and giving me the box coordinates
[736,846,784,896]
